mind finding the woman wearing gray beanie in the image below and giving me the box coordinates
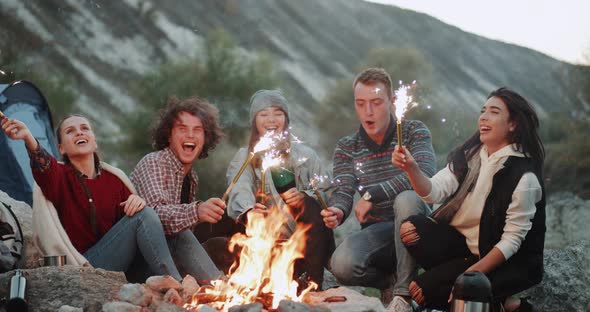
[225,89,335,288]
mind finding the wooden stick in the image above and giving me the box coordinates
[222,152,255,202]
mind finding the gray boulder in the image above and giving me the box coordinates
[0,266,127,312]
[545,192,590,249]
[523,240,590,311]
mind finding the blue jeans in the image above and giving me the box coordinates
[83,207,182,281]
[329,191,429,296]
[166,229,222,282]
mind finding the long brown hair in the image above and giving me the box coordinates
[448,87,545,178]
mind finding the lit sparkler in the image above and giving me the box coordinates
[393,81,418,150]
[310,174,329,210]
[259,150,282,204]
[222,132,278,202]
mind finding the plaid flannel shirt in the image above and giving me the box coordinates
[130,148,200,235]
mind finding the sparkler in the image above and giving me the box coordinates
[310,175,329,210]
[0,109,5,119]
[393,81,417,150]
[221,133,277,202]
[258,150,282,205]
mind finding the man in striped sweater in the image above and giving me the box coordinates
[321,68,436,312]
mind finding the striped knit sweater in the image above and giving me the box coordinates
[328,117,436,225]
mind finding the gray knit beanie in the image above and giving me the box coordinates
[249,89,289,124]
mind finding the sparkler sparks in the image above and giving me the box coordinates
[222,132,284,202]
[393,81,418,149]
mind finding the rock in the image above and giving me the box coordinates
[147,287,164,308]
[0,190,40,269]
[304,287,386,312]
[522,240,590,311]
[146,275,181,293]
[181,274,200,303]
[118,283,152,307]
[57,306,83,312]
[322,270,365,295]
[155,302,187,312]
[545,192,590,249]
[228,302,263,312]
[101,301,142,312]
[0,266,127,312]
[278,299,311,312]
[163,288,183,305]
[196,305,218,312]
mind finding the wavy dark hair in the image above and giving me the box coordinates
[448,87,545,177]
[152,96,223,159]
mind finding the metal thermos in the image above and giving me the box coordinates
[450,271,492,312]
[7,270,28,312]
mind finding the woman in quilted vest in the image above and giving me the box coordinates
[392,87,545,312]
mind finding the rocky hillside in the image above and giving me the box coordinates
[0,0,586,135]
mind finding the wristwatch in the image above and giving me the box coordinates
[362,191,372,202]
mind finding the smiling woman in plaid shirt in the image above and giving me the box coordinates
[131,96,226,282]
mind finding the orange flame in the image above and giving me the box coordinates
[186,192,315,311]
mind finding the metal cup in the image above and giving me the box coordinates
[42,255,67,266]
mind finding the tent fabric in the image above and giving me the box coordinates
[0,80,58,206]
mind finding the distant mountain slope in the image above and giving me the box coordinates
[0,0,585,133]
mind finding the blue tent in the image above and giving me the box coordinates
[0,80,59,206]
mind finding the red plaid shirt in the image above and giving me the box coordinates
[130,148,200,235]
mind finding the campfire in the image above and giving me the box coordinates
[184,205,316,311]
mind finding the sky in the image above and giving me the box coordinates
[365,0,590,65]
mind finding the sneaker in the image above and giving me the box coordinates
[386,296,412,312]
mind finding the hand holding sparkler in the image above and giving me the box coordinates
[392,145,419,174]
[0,115,38,150]
[320,207,343,229]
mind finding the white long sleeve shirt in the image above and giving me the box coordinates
[422,145,542,259]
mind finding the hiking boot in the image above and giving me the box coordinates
[386,296,412,312]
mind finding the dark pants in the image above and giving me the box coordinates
[403,215,538,310]
[401,214,472,310]
[289,195,336,288]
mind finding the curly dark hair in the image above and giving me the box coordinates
[152,96,224,159]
